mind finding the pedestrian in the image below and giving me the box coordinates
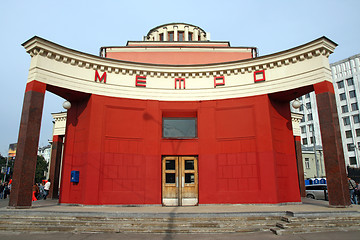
[348,177,358,205]
[356,182,360,205]
[37,183,45,200]
[43,179,51,200]
[3,182,9,199]
[0,183,4,199]
[32,183,39,201]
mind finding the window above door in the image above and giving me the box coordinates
[163,117,197,139]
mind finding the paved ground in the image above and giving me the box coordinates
[2,197,360,215]
[0,198,360,239]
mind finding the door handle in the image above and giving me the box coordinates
[182,176,184,188]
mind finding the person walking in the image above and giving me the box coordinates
[43,179,51,200]
[0,183,4,199]
[348,177,358,205]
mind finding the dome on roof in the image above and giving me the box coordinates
[144,23,210,42]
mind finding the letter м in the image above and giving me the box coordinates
[95,70,107,83]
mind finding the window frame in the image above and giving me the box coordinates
[301,126,306,134]
[305,158,310,169]
[162,117,198,139]
[340,93,346,101]
[347,78,354,86]
[178,31,184,41]
[349,90,356,98]
[168,31,174,41]
[349,156,357,165]
[188,32,193,41]
[356,128,360,137]
[308,124,314,132]
[337,80,344,89]
[308,113,313,121]
[347,143,355,151]
[342,105,349,113]
[351,102,359,111]
[346,130,352,138]
[353,114,360,124]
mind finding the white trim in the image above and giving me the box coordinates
[23,37,336,101]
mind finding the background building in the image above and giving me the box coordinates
[302,147,325,179]
[37,145,51,163]
[331,54,360,168]
[292,53,360,171]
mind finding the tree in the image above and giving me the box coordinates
[35,155,48,183]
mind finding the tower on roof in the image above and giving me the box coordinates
[144,23,210,42]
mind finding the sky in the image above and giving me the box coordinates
[0,0,359,156]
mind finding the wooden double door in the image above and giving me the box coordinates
[162,156,198,206]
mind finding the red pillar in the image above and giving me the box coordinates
[9,81,46,208]
[48,135,64,199]
[294,136,306,198]
[314,81,351,207]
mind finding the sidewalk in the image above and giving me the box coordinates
[0,198,359,239]
[1,197,360,216]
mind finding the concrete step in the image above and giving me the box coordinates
[272,214,360,235]
[0,214,280,234]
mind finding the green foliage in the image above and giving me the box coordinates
[35,155,48,183]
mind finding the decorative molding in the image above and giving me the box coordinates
[22,36,336,101]
[23,37,335,83]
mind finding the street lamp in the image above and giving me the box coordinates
[63,101,71,110]
[292,99,320,178]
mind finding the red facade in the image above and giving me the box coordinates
[11,33,348,208]
[59,93,300,205]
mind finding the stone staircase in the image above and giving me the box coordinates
[270,211,360,235]
[1,210,360,234]
[0,212,282,234]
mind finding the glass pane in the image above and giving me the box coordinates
[169,32,174,41]
[185,160,194,170]
[166,173,176,183]
[163,118,197,138]
[166,160,175,170]
[179,32,184,41]
[185,173,195,184]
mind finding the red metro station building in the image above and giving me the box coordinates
[10,23,351,208]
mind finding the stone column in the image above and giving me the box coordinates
[174,25,178,41]
[314,81,351,207]
[48,135,64,199]
[200,32,206,41]
[163,27,168,41]
[153,30,159,41]
[9,80,46,208]
[194,27,199,41]
[295,136,306,197]
[184,26,189,41]
[291,112,306,198]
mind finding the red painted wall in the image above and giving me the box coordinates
[59,94,300,205]
[106,51,253,65]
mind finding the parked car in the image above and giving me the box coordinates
[305,184,328,200]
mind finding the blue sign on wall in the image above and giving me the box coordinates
[70,170,79,183]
